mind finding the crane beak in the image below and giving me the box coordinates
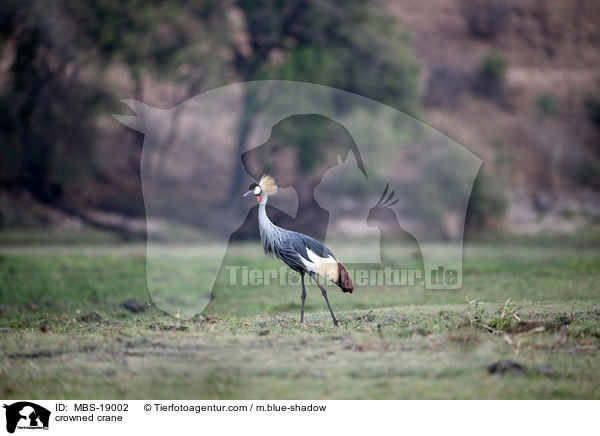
[243,189,254,198]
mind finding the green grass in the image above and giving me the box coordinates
[0,234,599,399]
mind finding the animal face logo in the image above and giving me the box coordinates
[114,80,481,318]
[3,402,50,433]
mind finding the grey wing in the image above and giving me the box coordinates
[288,231,336,262]
[269,231,310,272]
[273,231,335,273]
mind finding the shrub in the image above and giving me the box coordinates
[535,93,557,115]
[473,51,508,101]
[480,51,507,81]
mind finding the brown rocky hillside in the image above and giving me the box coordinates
[387,0,600,232]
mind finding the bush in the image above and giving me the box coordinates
[535,93,557,115]
[473,51,508,101]
[480,51,507,81]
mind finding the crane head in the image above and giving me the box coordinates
[243,183,262,203]
[243,174,279,203]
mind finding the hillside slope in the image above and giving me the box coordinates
[387,0,600,232]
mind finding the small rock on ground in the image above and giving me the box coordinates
[119,299,146,313]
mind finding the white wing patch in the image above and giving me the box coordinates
[301,248,339,282]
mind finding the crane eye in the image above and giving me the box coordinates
[253,186,261,195]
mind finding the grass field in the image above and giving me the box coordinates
[0,232,599,399]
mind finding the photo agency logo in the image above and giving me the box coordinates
[114,81,481,319]
[3,402,50,433]
[226,266,458,288]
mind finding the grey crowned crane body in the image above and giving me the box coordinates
[244,175,353,326]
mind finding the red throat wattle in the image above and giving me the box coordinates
[256,195,261,203]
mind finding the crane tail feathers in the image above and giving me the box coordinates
[336,262,354,293]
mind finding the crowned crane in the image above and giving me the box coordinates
[243,175,354,326]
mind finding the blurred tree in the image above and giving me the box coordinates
[225,0,420,202]
[0,0,231,229]
[67,0,232,99]
[0,0,108,203]
[67,0,233,178]
[0,0,420,232]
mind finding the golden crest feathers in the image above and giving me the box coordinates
[259,174,278,195]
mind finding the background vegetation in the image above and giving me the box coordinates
[1,0,597,234]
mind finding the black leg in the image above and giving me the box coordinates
[309,273,339,326]
[300,272,306,324]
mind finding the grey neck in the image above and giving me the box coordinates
[258,194,284,256]
[258,194,273,237]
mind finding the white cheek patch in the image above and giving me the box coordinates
[253,186,261,195]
